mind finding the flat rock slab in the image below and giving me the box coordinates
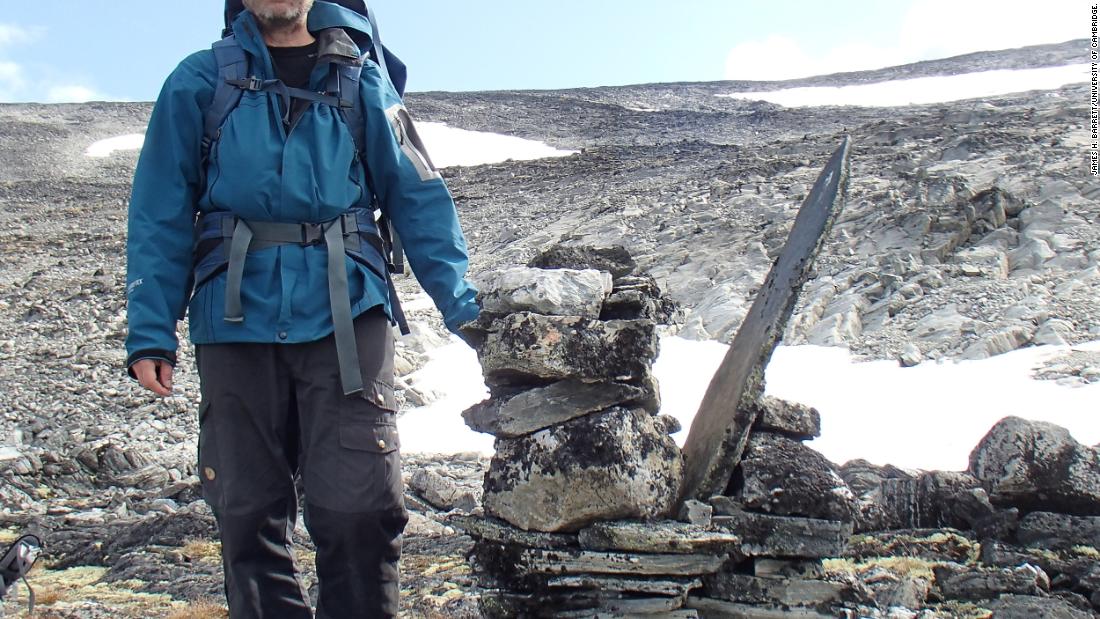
[578,520,741,554]
[478,313,658,386]
[686,596,837,618]
[934,564,1049,600]
[710,506,851,558]
[483,407,682,532]
[968,416,1100,515]
[462,379,650,438]
[680,138,851,502]
[518,548,728,576]
[475,267,613,318]
[546,574,702,597]
[448,515,579,550]
[702,572,847,607]
[986,593,1097,619]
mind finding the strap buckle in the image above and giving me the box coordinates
[227,76,264,91]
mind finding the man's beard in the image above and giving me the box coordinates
[244,0,314,30]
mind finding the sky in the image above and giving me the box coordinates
[0,0,1088,103]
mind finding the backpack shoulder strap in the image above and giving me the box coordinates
[202,36,249,166]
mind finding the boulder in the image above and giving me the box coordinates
[960,325,1034,360]
[1016,511,1100,551]
[528,244,637,279]
[968,417,1100,515]
[986,593,1095,619]
[476,313,658,386]
[749,396,821,440]
[877,471,983,530]
[933,563,1049,600]
[462,379,652,438]
[483,407,682,532]
[735,432,857,522]
[475,267,612,318]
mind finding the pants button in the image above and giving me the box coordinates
[278,331,288,340]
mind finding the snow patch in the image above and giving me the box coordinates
[399,332,1100,476]
[718,64,1088,108]
[85,134,144,157]
[83,123,573,168]
[416,121,576,168]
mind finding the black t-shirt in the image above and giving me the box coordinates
[268,40,319,127]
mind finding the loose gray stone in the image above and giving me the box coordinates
[483,407,682,532]
[703,572,847,607]
[986,593,1095,619]
[960,325,1034,360]
[462,379,649,438]
[877,471,983,530]
[518,547,728,576]
[968,416,1100,515]
[750,396,821,440]
[752,558,825,580]
[577,520,740,554]
[736,431,857,522]
[528,245,637,279]
[933,563,1049,600]
[686,596,837,618]
[678,500,714,526]
[475,267,613,318]
[449,515,578,549]
[1016,511,1100,551]
[898,343,924,367]
[710,507,851,558]
[546,575,702,597]
[477,313,658,386]
[1034,318,1075,346]
[408,468,479,512]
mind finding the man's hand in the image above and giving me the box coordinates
[131,359,174,396]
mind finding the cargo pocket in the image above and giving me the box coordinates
[337,411,404,512]
[361,378,397,413]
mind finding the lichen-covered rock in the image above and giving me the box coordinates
[987,593,1096,619]
[476,312,658,386]
[1015,511,1100,551]
[933,563,1050,600]
[749,396,821,440]
[528,244,637,278]
[482,407,682,532]
[877,471,984,530]
[968,416,1100,516]
[475,267,613,318]
[734,432,857,522]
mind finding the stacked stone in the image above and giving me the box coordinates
[458,245,730,617]
[682,396,866,618]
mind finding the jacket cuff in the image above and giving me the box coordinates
[126,350,178,380]
[444,300,481,337]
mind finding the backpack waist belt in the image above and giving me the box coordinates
[192,208,409,396]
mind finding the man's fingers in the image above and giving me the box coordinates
[159,362,174,391]
[133,359,171,396]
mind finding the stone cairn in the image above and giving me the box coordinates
[454,245,866,618]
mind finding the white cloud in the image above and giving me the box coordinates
[725,0,1083,81]
[0,23,36,48]
[47,85,104,103]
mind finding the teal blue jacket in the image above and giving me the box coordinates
[125,4,479,371]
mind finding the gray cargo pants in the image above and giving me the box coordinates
[195,306,408,619]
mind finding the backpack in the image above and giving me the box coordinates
[0,534,41,615]
[195,0,411,334]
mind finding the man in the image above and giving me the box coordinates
[124,1,479,616]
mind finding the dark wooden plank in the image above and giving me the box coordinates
[679,138,852,502]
